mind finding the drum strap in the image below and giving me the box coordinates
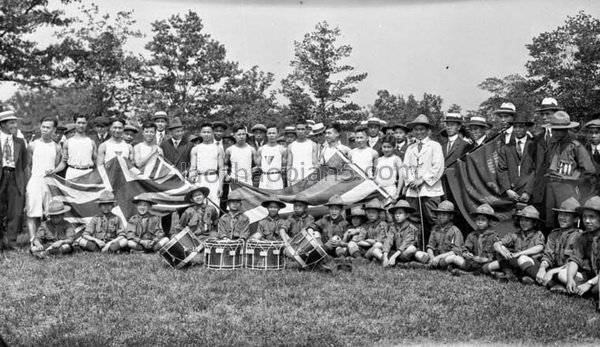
[175,244,204,270]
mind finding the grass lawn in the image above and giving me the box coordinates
[1,250,600,347]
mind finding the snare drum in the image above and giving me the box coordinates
[285,228,329,269]
[204,239,244,270]
[245,240,285,270]
[159,228,203,269]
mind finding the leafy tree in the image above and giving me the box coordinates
[143,11,238,126]
[447,104,462,113]
[477,74,540,126]
[281,21,367,122]
[526,11,600,121]
[0,0,74,86]
[369,90,445,127]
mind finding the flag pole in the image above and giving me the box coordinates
[332,147,392,201]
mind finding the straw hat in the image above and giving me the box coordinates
[467,116,492,128]
[442,113,463,124]
[535,97,564,112]
[388,200,416,214]
[362,198,385,212]
[492,102,516,115]
[407,114,432,129]
[97,191,117,204]
[284,126,296,135]
[0,110,18,123]
[553,197,581,214]
[508,114,534,127]
[432,200,456,214]
[366,117,382,126]
[515,205,541,221]
[184,186,210,202]
[261,196,286,209]
[311,123,325,136]
[470,203,499,221]
[547,111,579,129]
[152,111,168,121]
[324,194,344,207]
[46,200,71,216]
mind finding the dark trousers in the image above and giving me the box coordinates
[499,257,540,279]
[545,180,578,229]
[0,169,25,245]
[407,195,441,250]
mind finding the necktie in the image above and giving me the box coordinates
[3,137,12,164]
[517,140,523,159]
[174,140,179,148]
[101,216,107,237]
[158,133,164,144]
[594,147,600,164]
[417,141,423,152]
[447,140,453,153]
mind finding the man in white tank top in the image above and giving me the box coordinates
[348,126,379,178]
[257,125,286,190]
[52,115,97,180]
[225,124,256,186]
[96,118,134,167]
[26,117,62,242]
[320,123,350,167]
[189,123,225,206]
[286,119,319,186]
[134,122,164,168]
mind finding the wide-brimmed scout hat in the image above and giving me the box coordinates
[535,97,564,113]
[152,111,168,121]
[547,111,579,129]
[467,116,492,128]
[388,200,416,214]
[212,121,228,130]
[167,117,184,130]
[324,194,344,207]
[284,126,296,135]
[251,124,267,133]
[392,124,410,132]
[508,114,535,127]
[515,205,541,221]
[20,119,35,132]
[291,193,311,205]
[576,196,600,215]
[124,124,139,133]
[261,196,286,209]
[432,200,456,214]
[93,116,110,127]
[347,206,367,222]
[362,198,385,212]
[184,186,210,202]
[442,113,463,124]
[132,193,157,205]
[470,203,499,221]
[97,191,117,204]
[407,114,432,129]
[0,110,18,123]
[585,119,600,129]
[226,189,243,202]
[46,200,71,216]
[492,102,516,115]
[552,197,580,214]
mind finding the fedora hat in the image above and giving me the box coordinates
[46,200,71,216]
[535,97,564,112]
[291,193,311,205]
[548,111,579,129]
[152,111,168,121]
[284,126,296,135]
[467,116,492,129]
[432,200,456,214]
[185,186,210,202]
[407,114,432,129]
[251,124,267,133]
[585,119,600,129]
[347,206,367,222]
[93,116,110,127]
[97,190,117,204]
[515,205,541,221]
[124,124,139,133]
[0,110,18,123]
[20,119,35,132]
[56,123,67,132]
[226,189,243,202]
[388,200,416,214]
[508,114,534,127]
[188,134,200,143]
[492,102,516,115]
[442,113,463,123]
[392,124,410,133]
[167,117,184,130]
[576,196,600,215]
[362,198,385,212]
[324,194,344,207]
[212,121,228,130]
[132,193,157,205]
[470,203,499,221]
[261,196,286,209]
[552,197,580,214]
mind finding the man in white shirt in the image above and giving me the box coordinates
[404,114,445,246]
[153,111,169,145]
[320,123,350,167]
[366,117,383,155]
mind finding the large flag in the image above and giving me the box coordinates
[232,150,392,226]
[444,134,517,235]
[45,155,193,229]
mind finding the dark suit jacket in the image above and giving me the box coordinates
[0,135,28,195]
[248,138,266,150]
[160,138,193,173]
[440,136,472,167]
[497,135,535,195]
[368,137,384,156]
[395,141,409,161]
[582,144,600,198]
[90,133,111,148]
[531,129,550,204]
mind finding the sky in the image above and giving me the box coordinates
[3,0,599,111]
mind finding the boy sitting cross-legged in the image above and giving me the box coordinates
[447,204,500,276]
[358,199,388,263]
[216,189,250,240]
[126,194,169,253]
[423,200,464,269]
[382,200,424,267]
[79,191,127,252]
[337,207,368,258]
[30,200,75,258]
[172,186,219,241]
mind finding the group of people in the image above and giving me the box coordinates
[1,95,600,301]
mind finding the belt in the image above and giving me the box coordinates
[198,170,218,175]
[263,170,281,175]
[68,165,94,170]
[2,167,15,172]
